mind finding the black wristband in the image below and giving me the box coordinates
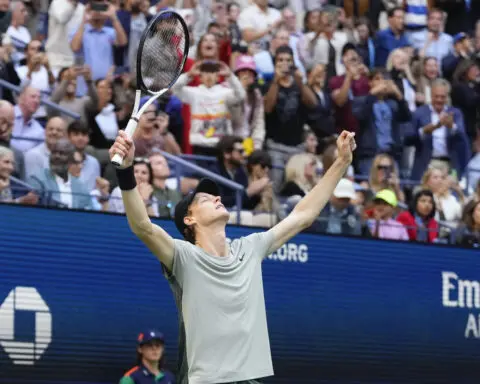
[116,166,136,191]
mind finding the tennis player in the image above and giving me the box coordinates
[109,130,356,384]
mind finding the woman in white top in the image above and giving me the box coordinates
[109,157,159,217]
[420,166,463,226]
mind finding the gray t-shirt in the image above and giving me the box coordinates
[171,231,275,384]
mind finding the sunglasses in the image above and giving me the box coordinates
[134,157,150,164]
[377,165,393,171]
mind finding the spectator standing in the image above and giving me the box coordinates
[237,0,282,52]
[148,151,182,219]
[119,329,175,384]
[415,56,441,105]
[15,40,55,121]
[230,55,265,153]
[213,136,268,209]
[172,60,245,156]
[451,60,480,142]
[6,1,30,64]
[86,78,118,149]
[227,2,246,55]
[365,189,409,240]
[0,39,21,104]
[28,139,92,209]
[408,9,453,68]
[282,8,305,76]
[352,68,411,175]
[329,43,370,134]
[397,189,439,242]
[10,86,44,153]
[455,200,480,248]
[375,7,410,67]
[24,116,67,179]
[253,27,290,86]
[70,1,127,82]
[463,136,480,194]
[306,63,336,139]
[48,65,97,125]
[0,100,24,179]
[407,79,470,180]
[45,0,85,74]
[0,0,11,34]
[67,120,100,192]
[354,17,375,69]
[442,32,474,82]
[264,46,317,189]
[385,48,418,112]
[315,178,368,236]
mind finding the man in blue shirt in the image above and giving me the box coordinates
[375,7,411,67]
[120,329,175,384]
[408,8,453,69]
[70,1,127,82]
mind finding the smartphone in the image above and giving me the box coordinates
[91,1,108,12]
[74,55,84,67]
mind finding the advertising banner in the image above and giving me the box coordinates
[0,204,479,383]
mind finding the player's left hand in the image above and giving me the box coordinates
[336,130,356,164]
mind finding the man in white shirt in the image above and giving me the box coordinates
[24,116,67,179]
[6,1,30,63]
[28,138,92,209]
[15,40,56,119]
[46,0,85,74]
[10,86,45,153]
[237,0,282,52]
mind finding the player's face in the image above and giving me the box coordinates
[139,341,164,363]
[188,193,229,227]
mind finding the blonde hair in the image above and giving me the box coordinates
[386,48,416,86]
[0,146,13,160]
[284,153,317,193]
[368,154,398,193]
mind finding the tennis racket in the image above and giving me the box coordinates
[111,10,189,167]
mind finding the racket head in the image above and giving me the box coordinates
[136,10,190,96]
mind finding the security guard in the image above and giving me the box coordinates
[119,329,175,384]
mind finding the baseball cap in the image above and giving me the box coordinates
[374,189,398,207]
[333,178,356,200]
[234,55,257,75]
[137,329,164,345]
[453,32,468,45]
[174,178,220,238]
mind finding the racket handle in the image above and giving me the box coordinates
[111,118,139,168]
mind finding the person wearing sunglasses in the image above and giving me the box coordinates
[213,135,270,210]
[368,153,405,203]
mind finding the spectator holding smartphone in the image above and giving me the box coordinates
[368,153,405,203]
[70,0,127,83]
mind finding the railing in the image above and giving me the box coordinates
[0,78,80,120]
[162,151,245,224]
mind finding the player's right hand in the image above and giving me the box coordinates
[109,130,135,168]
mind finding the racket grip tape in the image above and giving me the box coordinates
[111,118,139,168]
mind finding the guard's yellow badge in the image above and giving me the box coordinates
[205,127,216,137]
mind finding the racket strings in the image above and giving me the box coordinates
[140,13,187,93]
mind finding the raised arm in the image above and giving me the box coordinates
[267,131,356,253]
[109,131,175,270]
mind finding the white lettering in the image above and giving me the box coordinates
[267,243,308,263]
[442,272,458,307]
[298,244,308,263]
[464,314,479,339]
[458,280,480,309]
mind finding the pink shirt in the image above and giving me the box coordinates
[367,218,409,241]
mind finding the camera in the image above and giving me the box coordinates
[90,0,108,12]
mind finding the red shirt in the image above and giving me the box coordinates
[328,75,370,133]
[396,211,439,243]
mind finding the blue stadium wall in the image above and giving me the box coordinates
[0,204,479,384]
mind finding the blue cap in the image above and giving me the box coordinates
[453,32,468,44]
[137,329,165,345]
[139,96,159,110]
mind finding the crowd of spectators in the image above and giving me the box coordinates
[0,0,479,248]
